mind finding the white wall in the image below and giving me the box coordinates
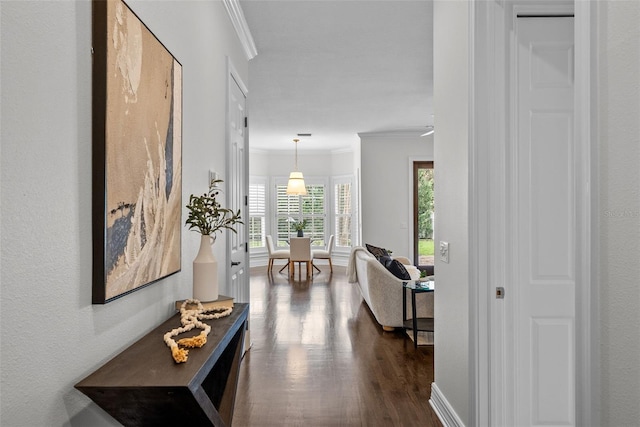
[359,131,434,259]
[432,0,470,424]
[249,149,355,177]
[0,1,248,425]
[248,149,270,176]
[597,1,640,425]
[330,149,356,176]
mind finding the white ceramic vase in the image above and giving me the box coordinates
[192,234,218,302]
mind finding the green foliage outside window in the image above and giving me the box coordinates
[417,168,434,239]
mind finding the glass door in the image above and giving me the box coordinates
[413,161,434,275]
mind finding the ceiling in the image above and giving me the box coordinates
[239,0,434,152]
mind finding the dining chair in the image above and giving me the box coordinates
[312,234,335,273]
[289,237,312,279]
[266,235,290,274]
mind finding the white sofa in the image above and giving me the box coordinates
[347,246,434,331]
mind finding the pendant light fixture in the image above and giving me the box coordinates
[286,138,307,195]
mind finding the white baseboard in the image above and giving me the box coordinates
[430,382,466,427]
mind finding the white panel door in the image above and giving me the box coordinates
[227,74,248,305]
[514,16,575,426]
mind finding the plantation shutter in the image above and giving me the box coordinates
[248,182,266,248]
[275,183,325,247]
[334,183,352,247]
[301,185,325,246]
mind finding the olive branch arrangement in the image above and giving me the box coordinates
[292,218,309,232]
[185,179,243,238]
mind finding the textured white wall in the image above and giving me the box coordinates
[331,149,356,176]
[597,1,640,425]
[0,1,248,425]
[432,0,470,424]
[359,132,434,261]
[249,149,355,177]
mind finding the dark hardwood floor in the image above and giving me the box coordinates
[233,265,442,427]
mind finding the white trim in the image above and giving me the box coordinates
[468,1,482,426]
[330,174,357,254]
[407,159,414,262]
[574,1,598,424]
[226,59,252,353]
[469,1,507,425]
[248,175,269,252]
[512,1,574,17]
[430,382,466,427]
[225,56,249,303]
[222,0,258,60]
[227,56,248,95]
[408,155,435,163]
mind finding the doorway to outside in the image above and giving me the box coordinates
[413,161,434,276]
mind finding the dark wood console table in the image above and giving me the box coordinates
[75,303,249,426]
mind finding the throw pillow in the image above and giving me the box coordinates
[381,257,411,280]
[378,255,393,266]
[365,243,389,259]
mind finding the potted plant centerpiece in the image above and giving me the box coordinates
[292,219,309,237]
[185,179,242,301]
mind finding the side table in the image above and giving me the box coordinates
[403,279,435,348]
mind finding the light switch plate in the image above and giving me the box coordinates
[208,170,219,188]
[439,241,449,263]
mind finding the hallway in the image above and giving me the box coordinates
[233,266,441,426]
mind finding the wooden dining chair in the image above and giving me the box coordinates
[289,237,312,279]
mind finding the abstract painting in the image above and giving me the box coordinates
[92,0,182,303]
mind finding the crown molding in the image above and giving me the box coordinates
[222,0,258,60]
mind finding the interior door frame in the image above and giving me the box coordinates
[225,57,249,303]
[469,1,597,425]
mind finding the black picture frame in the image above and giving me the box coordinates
[92,0,182,303]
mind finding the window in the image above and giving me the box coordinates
[334,182,352,247]
[275,183,325,247]
[248,180,266,248]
